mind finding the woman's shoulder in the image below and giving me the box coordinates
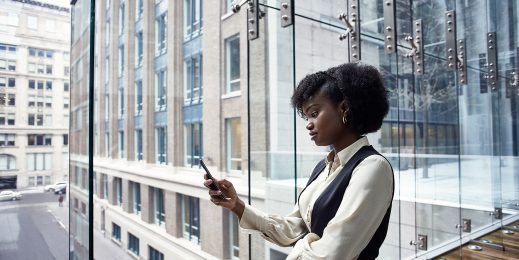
[355,153,394,179]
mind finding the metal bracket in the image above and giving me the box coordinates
[507,70,515,98]
[383,0,396,54]
[247,0,259,41]
[458,39,467,85]
[404,19,423,75]
[487,32,498,91]
[445,11,457,71]
[418,234,428,250]
[462,218,471,233]
[494,207,503,219]
[280,1,293,28]
[338,0,360,62]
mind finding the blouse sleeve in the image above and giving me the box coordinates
[287,155,394,260]
[239,203,308,247]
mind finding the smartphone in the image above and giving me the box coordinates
[200,159,227,200]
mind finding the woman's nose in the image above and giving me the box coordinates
[306,121,313,130]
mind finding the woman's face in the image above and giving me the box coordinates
[302,90,346,146]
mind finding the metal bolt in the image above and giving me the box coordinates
[352,44,357,49]
[489,40,493,44]
[417,62,421,65]
[248,19,255,24]
[490,76,495,79]
[459,45,464,49]
[352,13,357,17]
[459,39,464,43]
[351,17,357,22]
[386,36,392,40]
[447,13,452,18]
[386,26,392,31]
[490,63,494,66]
[489,46,493,49]
[387,45,393,50]
[248,30,255,35]
[282,15,289,21]
[448,55,453,60]
[351,4,356,9]
[490,69,494,73]
[416,21,420,26]
[459,51,464,55]
[461,79,465,83]
[281,2,288,8]
[386,1,391,6]
[488,33,493,37]
[416,36,421,40]
[447,21,452,25]
[417,69,422,73]
[448,48,453,53]
[449,63,454,68]
[352,53,358,58]
[448,28,452,32]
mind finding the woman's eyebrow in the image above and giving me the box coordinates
[303,103,319,114]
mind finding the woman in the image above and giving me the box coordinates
[204,63,394,259]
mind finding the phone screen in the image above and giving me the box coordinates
[200,159,227,199]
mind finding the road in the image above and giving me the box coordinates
[0,192,68,260]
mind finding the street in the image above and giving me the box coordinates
[0,191,68,260]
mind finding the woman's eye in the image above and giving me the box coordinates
[310,111,318,118]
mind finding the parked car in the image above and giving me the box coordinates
[54,186,67,194]
[0,190,22,201]
[44,182,67,192]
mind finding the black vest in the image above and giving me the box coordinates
[298,145,394,259]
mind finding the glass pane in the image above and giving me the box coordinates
[70,0,91,259]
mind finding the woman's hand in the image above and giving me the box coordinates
[203,175,245,219]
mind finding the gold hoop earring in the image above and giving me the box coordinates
[342,114,348,124]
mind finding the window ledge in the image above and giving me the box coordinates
[111,238,122,246]
[127,250,139,260]
[222,91,241,99]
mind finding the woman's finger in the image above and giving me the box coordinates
[203,179,213,188]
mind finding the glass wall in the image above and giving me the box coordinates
[69,0,519,259]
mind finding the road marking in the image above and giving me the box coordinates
[0,202,55,211]
[47,208,68,231]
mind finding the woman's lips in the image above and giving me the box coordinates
[310,132,317,140]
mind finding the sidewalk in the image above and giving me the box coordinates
[47,199,69,231]
[18,186,45,194]
[94,228,133,260]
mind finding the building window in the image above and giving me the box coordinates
[155,69,166,111]
[7,13,18,26]
[118,2,125,35]
[46,65,52,75]
[27,153,51,171]
[64,82,69,91]
[64,99,69,109]
[27,15,38,30]
[225,35,240,93]
[131,181,141,214]
[135,32,143,67]
[230,212,239,259]
[105,57,110,83]
[226,118,242,172]
[63,134,68,145]
[136,0,143,20]
[28,113,44,126]
[0,113,15,125]
[181,194,200,244]
[64,66,69,76]
[0,154,16,170]
[155,127,167,165]
[46,81,52,90]
[115,177,122,206]
[104,132,110,158]
[0,134,15,146]
[135,129,143,161]
[0,77,15,88]
[28,134,52,146]
[105,19,110,46]
[155,12,167,56]
[148,246,164,260]
[152,187,165,226]
[184,123,202,167]
[111,223,121,242]
[135,80,142,115]
[118,131,125,158]
[37,64,44,74]
[118,87,124,118]
[93,172,97,194]
[128,233,140,256]
[184,54,203,104]
[104,94,110,121]
[118,45,124,76]
[0,113,14,125]
[184,0,202,38]
[102,174,108,199]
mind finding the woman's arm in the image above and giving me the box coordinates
[288,155,394,260]
[204,178,308,247]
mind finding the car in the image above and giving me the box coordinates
[54,186,67,194]
[0,190,22,201]
[45,182,67,192]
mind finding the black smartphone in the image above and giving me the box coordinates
[200,159,227,200]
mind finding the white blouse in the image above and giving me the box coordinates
[239,137,394,260]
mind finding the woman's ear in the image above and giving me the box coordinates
[339,100,348,114]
